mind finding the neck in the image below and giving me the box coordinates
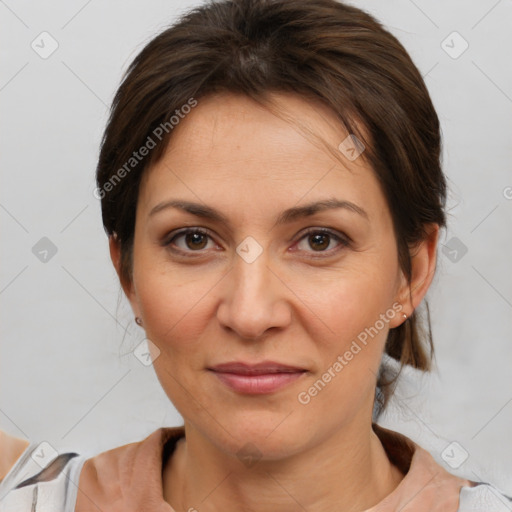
[163,419,404,512]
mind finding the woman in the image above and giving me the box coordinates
[1,0,510,510]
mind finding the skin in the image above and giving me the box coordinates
[110,92,439,512]
[0,431,30,482]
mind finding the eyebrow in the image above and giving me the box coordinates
[148,198,369,227]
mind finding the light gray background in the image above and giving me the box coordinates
[1,0,511,495]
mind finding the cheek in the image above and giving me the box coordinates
[294,281,393,423]
[298,255,399,399]
[134,266,215,415]
[309,259,398,344]
[134,256,220,358]
[316,286,389,383]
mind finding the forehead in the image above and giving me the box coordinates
[138,92,387,220]
[162,92,355,170]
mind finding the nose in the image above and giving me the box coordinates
[216,246,292,341]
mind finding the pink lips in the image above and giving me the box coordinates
[208,361,307,394]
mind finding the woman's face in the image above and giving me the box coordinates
[115,92,434,459]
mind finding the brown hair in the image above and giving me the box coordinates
[96,0,446,416]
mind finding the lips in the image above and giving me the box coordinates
[209,361,306,375]
[208,361,307,394]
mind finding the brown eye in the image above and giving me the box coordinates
[183,231,209,250]
[164,228,215,252]
[295,228,350,255]
[308,233,330,251]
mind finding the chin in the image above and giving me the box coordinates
[207,412,310,462]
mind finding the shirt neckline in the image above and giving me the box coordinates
[76,423,473,512]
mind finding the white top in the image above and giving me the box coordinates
[0,441,86,511]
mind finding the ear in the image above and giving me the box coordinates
[390,223,440,327]
[109,234,140,316]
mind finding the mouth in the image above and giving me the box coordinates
[207,361,308,394]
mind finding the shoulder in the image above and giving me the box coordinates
[373,423,512,512]
[75,426,185,511]
[0,436,86,512]
[458,481,512,511]
[0,426,185,512]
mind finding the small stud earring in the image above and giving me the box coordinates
[135,317,143,326]
[403,313,407,320]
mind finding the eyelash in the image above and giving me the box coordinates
[162,227,351,258]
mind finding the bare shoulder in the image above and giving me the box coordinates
[0,430,30,482]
